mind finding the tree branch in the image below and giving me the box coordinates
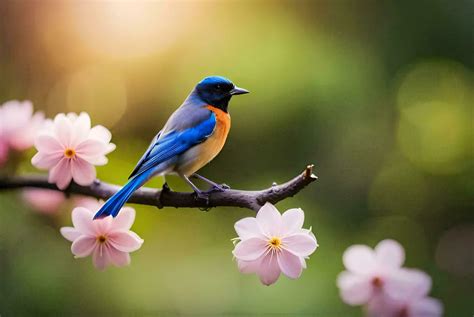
[0,165,317,211]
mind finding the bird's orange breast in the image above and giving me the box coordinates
[206,105,231,138]
[175,105,231,176]
[199,105,231,163]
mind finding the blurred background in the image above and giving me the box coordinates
[0,0,472,316]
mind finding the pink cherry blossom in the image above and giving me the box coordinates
[232,202,318,286]
[368,269,443,317]
[73,195,105,210]
[31,112,116,190]
[337,239,443,317]
[368,295,443,317]
[60,200,143,270]
[337,239,409,305]
[0,100,45,165]
[367,269,443,317]
[22,189,66,214]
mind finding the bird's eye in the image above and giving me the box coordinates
[216,84,222,90]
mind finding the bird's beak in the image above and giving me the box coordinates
[230,86,250,95]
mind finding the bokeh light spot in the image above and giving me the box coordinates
[67,66,127,128]
[395,60,473,174]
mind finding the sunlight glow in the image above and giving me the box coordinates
[70,2,196,59]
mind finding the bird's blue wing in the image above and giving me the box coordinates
[128,112,216,178]
[128,131,161,179]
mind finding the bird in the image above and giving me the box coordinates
[93,76,249,219]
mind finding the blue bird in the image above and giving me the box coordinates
[93,76,249,219]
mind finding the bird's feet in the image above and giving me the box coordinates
[204,183,230,194]
[191,174,231,192]
[193,190,211,210]
[194,190,209,200]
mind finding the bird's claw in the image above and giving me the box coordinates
[205,183,230,194]
[194,191,210,203]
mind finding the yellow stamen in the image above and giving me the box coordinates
[64,148,76,158]
[268,237,282,250]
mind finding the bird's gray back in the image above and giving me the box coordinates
[158,90,212,140]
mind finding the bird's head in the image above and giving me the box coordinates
[195,76,249,112]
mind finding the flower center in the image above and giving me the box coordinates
[268,237,282,250]
[97,235,107,243]
[398,307,409,317]
[372,276,383,288]
[64,148,76,158]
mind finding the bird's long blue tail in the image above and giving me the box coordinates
[93,171,151,219]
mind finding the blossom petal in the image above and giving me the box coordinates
[53,113,72,147]
[237,258,262,274]
[86,155,108,166]
[233,237,267,261]
[337,271,373,305]
[108,231,143,252]
[92,244,111,270]
[71,207,96,235]
[105,143,116,154]
[76,138,108,160]
[278,249,303,279]
[70,112,91,146]
[71,158,96,186]
[74,197,101,210]
[282,233,318,257]
[49,158,72,190]
[60,227,81,242]
[234,217,263,239]
[385,268,432,299]
[93,215,112,235]
[11,111,45,150]
[71,236,97,257]
[411,297,443,317]
[300,256,307,269]
[108,248,131,267]
[34,134,63,153]
[281,208,304,235]
[23,189,65,214]
[112,207,136,231]
[257,253,281,286]
[366,295,398,317]
[31,152,63,169]
[256,202,282,236]
[89,125,112,143]
[375,239,405,268]
[66,113,78,122]
[342,245,377,274]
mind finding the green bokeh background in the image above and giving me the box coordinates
[0,1,472,316]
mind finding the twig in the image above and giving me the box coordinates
[0,165,318,212]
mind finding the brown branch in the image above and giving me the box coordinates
[0,165,318,211]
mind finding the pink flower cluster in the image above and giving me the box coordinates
[22,189,66,214]
[31,112,115,189]
[0,100,44,166]
[232,203,318,285]
[60,199,143,270]
[337,239,443,317]
[22,189,103,215]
